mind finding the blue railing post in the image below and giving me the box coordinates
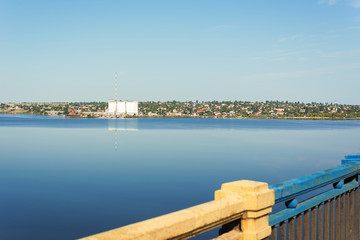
[342,154,360,184]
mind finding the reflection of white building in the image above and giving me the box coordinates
[108,118,138,131]
[108,119,138,152]
[108,100,138,115]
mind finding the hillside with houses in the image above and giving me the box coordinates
[1,101,360,119]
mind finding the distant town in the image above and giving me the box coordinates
[1,101,360,120]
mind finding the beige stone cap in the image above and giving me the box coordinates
[221,180,269,193]
[215,180,274,211]
[79,196,246,240]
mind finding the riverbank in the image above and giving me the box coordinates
[2,111,360,120]
[2,100,360,120]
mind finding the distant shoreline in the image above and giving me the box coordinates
[2,101,360,120]
[1,112,360,121]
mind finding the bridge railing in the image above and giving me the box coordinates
[268,154,360,240]
[80,180,274,240]
[79,154,360,240]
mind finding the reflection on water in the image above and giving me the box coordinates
[107,119,139,132]
[107,119,139,151]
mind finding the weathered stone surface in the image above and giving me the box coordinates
[80,180,275,240]
[79,197,246,240]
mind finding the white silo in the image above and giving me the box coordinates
[117,101,126,114]
[108,100,117,113]
[126,101,138,115]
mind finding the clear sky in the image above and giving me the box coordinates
[1,0,360,104]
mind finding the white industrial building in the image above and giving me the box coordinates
[108,100,138,115]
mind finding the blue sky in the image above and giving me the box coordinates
[1,0,360,104]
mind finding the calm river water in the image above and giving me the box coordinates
[1,114,360,239]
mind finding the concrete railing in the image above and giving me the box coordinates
[79,180,274,240]
[80,154,360,240]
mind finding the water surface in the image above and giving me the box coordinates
[1,114,359,239]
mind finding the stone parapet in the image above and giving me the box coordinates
[80,180,275,240]
[80,197,247,240]
[215,180,275,240]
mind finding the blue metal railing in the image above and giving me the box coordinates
[267,154,360,239]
